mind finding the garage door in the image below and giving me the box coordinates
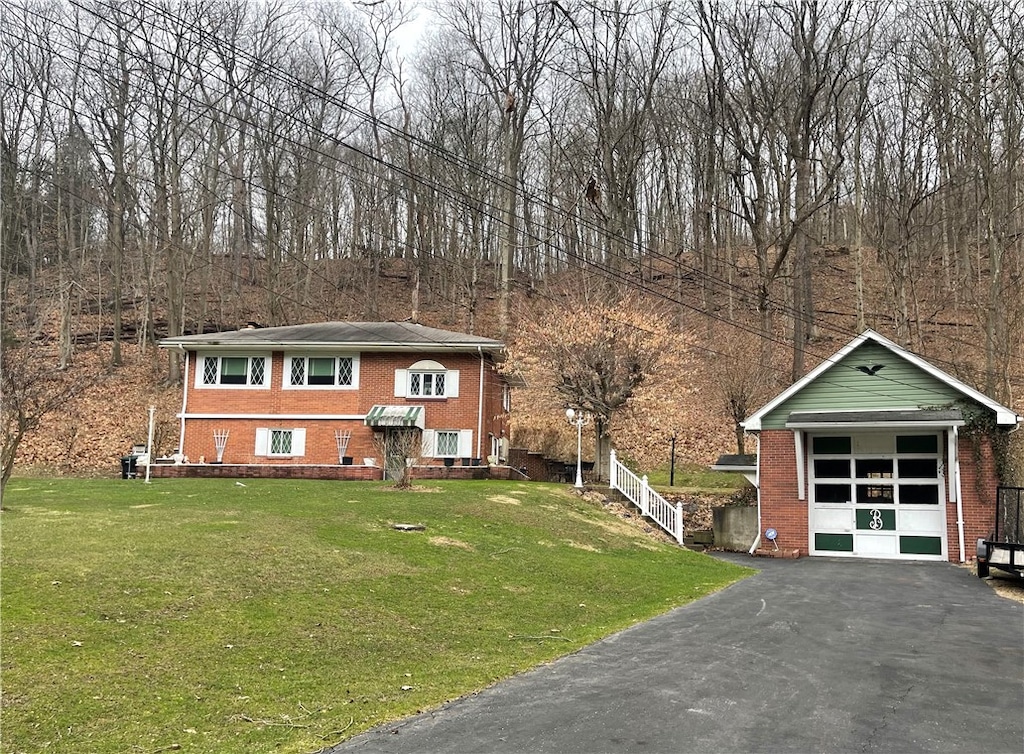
[809,432,947,560]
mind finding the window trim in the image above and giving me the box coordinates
[395,362,460,400]
[255,427,306,457]
[283,354,360,390]
[422,429,472,459]
[435,430,460,457]
[409,370,448,398]
[195,353,271,389]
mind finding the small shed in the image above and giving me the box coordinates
[742,330,1019,562]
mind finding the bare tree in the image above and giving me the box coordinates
[0,343,91,499]
[437,0,565,337]
[696,0,861,376]
[559,1,681,277]
[372,427,422,488]
[508,284,676,479]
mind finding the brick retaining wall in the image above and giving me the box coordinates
[147,463,503,481]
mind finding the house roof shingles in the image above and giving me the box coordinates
[159,321,504,354]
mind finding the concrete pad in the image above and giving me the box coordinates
[331,554,1024,754]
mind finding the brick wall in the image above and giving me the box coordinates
[179,349,508,466]
[955,433,1000,555]
[149,463,499,481]
[757,429,809,554]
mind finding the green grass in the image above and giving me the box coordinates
[641,462,747,492]
[1,479,752,754]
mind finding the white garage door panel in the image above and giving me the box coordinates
[857,534,899,556]
[813,508,853,531]
[899,509,944,531]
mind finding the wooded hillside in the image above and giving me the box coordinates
[2,0,1022,480]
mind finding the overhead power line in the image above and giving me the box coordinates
[4,0,1020,399]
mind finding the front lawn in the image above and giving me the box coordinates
[1,479,751,753]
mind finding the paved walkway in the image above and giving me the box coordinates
[332,555,1024,753]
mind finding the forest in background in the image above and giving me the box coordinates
[2,0,1022,480]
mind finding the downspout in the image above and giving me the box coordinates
[177,347,189,455]
[749,433,762,555]
[476,346,484,460]
[953,425,965,563]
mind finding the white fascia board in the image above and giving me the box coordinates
[995,409,1021,426]
[182,413,366,420]
[162,340,500,354]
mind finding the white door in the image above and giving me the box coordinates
[809,432,947,560]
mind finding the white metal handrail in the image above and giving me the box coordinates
[609,449,684,545]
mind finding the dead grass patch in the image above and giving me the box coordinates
[562,540,601,553]
[964,563,1024,603]
[429,536,474,551]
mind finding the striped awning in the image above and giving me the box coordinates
[364,405,425,429]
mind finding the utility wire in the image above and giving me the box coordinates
[5,0,1020,399]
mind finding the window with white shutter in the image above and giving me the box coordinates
[255,428,306,457]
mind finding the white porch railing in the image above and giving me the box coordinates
[609,449,685,545]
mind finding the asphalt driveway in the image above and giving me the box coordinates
[332,555,1024,753]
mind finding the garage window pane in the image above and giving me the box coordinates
[900,485,939,505]
[814,459,849,478]
[813,436,850,454]
[816,484,851,503]
[899,458,938,478]
[857,485,894,504]
[856,458,893,478]
[896,435,938,453]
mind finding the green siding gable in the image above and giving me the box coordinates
[761,342,981,430]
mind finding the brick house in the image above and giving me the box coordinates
[742,330,1019,562]
[158,321,510,480]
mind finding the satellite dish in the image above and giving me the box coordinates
[765,527,779,551]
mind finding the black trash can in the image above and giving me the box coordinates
[120,455,138,479]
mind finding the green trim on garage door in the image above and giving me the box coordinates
[856,508,896,530]
[815,533,854,552]
[899,536,942,555]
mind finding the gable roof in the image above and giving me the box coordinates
[159,321,504,355]
[743,329,1019,430]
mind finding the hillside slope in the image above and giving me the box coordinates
[7,247,1024,479]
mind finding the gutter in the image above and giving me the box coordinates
[177,347,189,455]
[749,434,762,555]
[477,346,484,459]
[953,425,965,563]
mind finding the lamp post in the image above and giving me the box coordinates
[565,408,587,489]
[144,405,155,484]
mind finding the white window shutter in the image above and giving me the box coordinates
[394,369,408,397]
[255,428,269,455]
[291,428,306,457]
[446,370,459,398]
[458,430,473,458]
[421,429,435,458]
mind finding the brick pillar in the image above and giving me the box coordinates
[758,429,808,556]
